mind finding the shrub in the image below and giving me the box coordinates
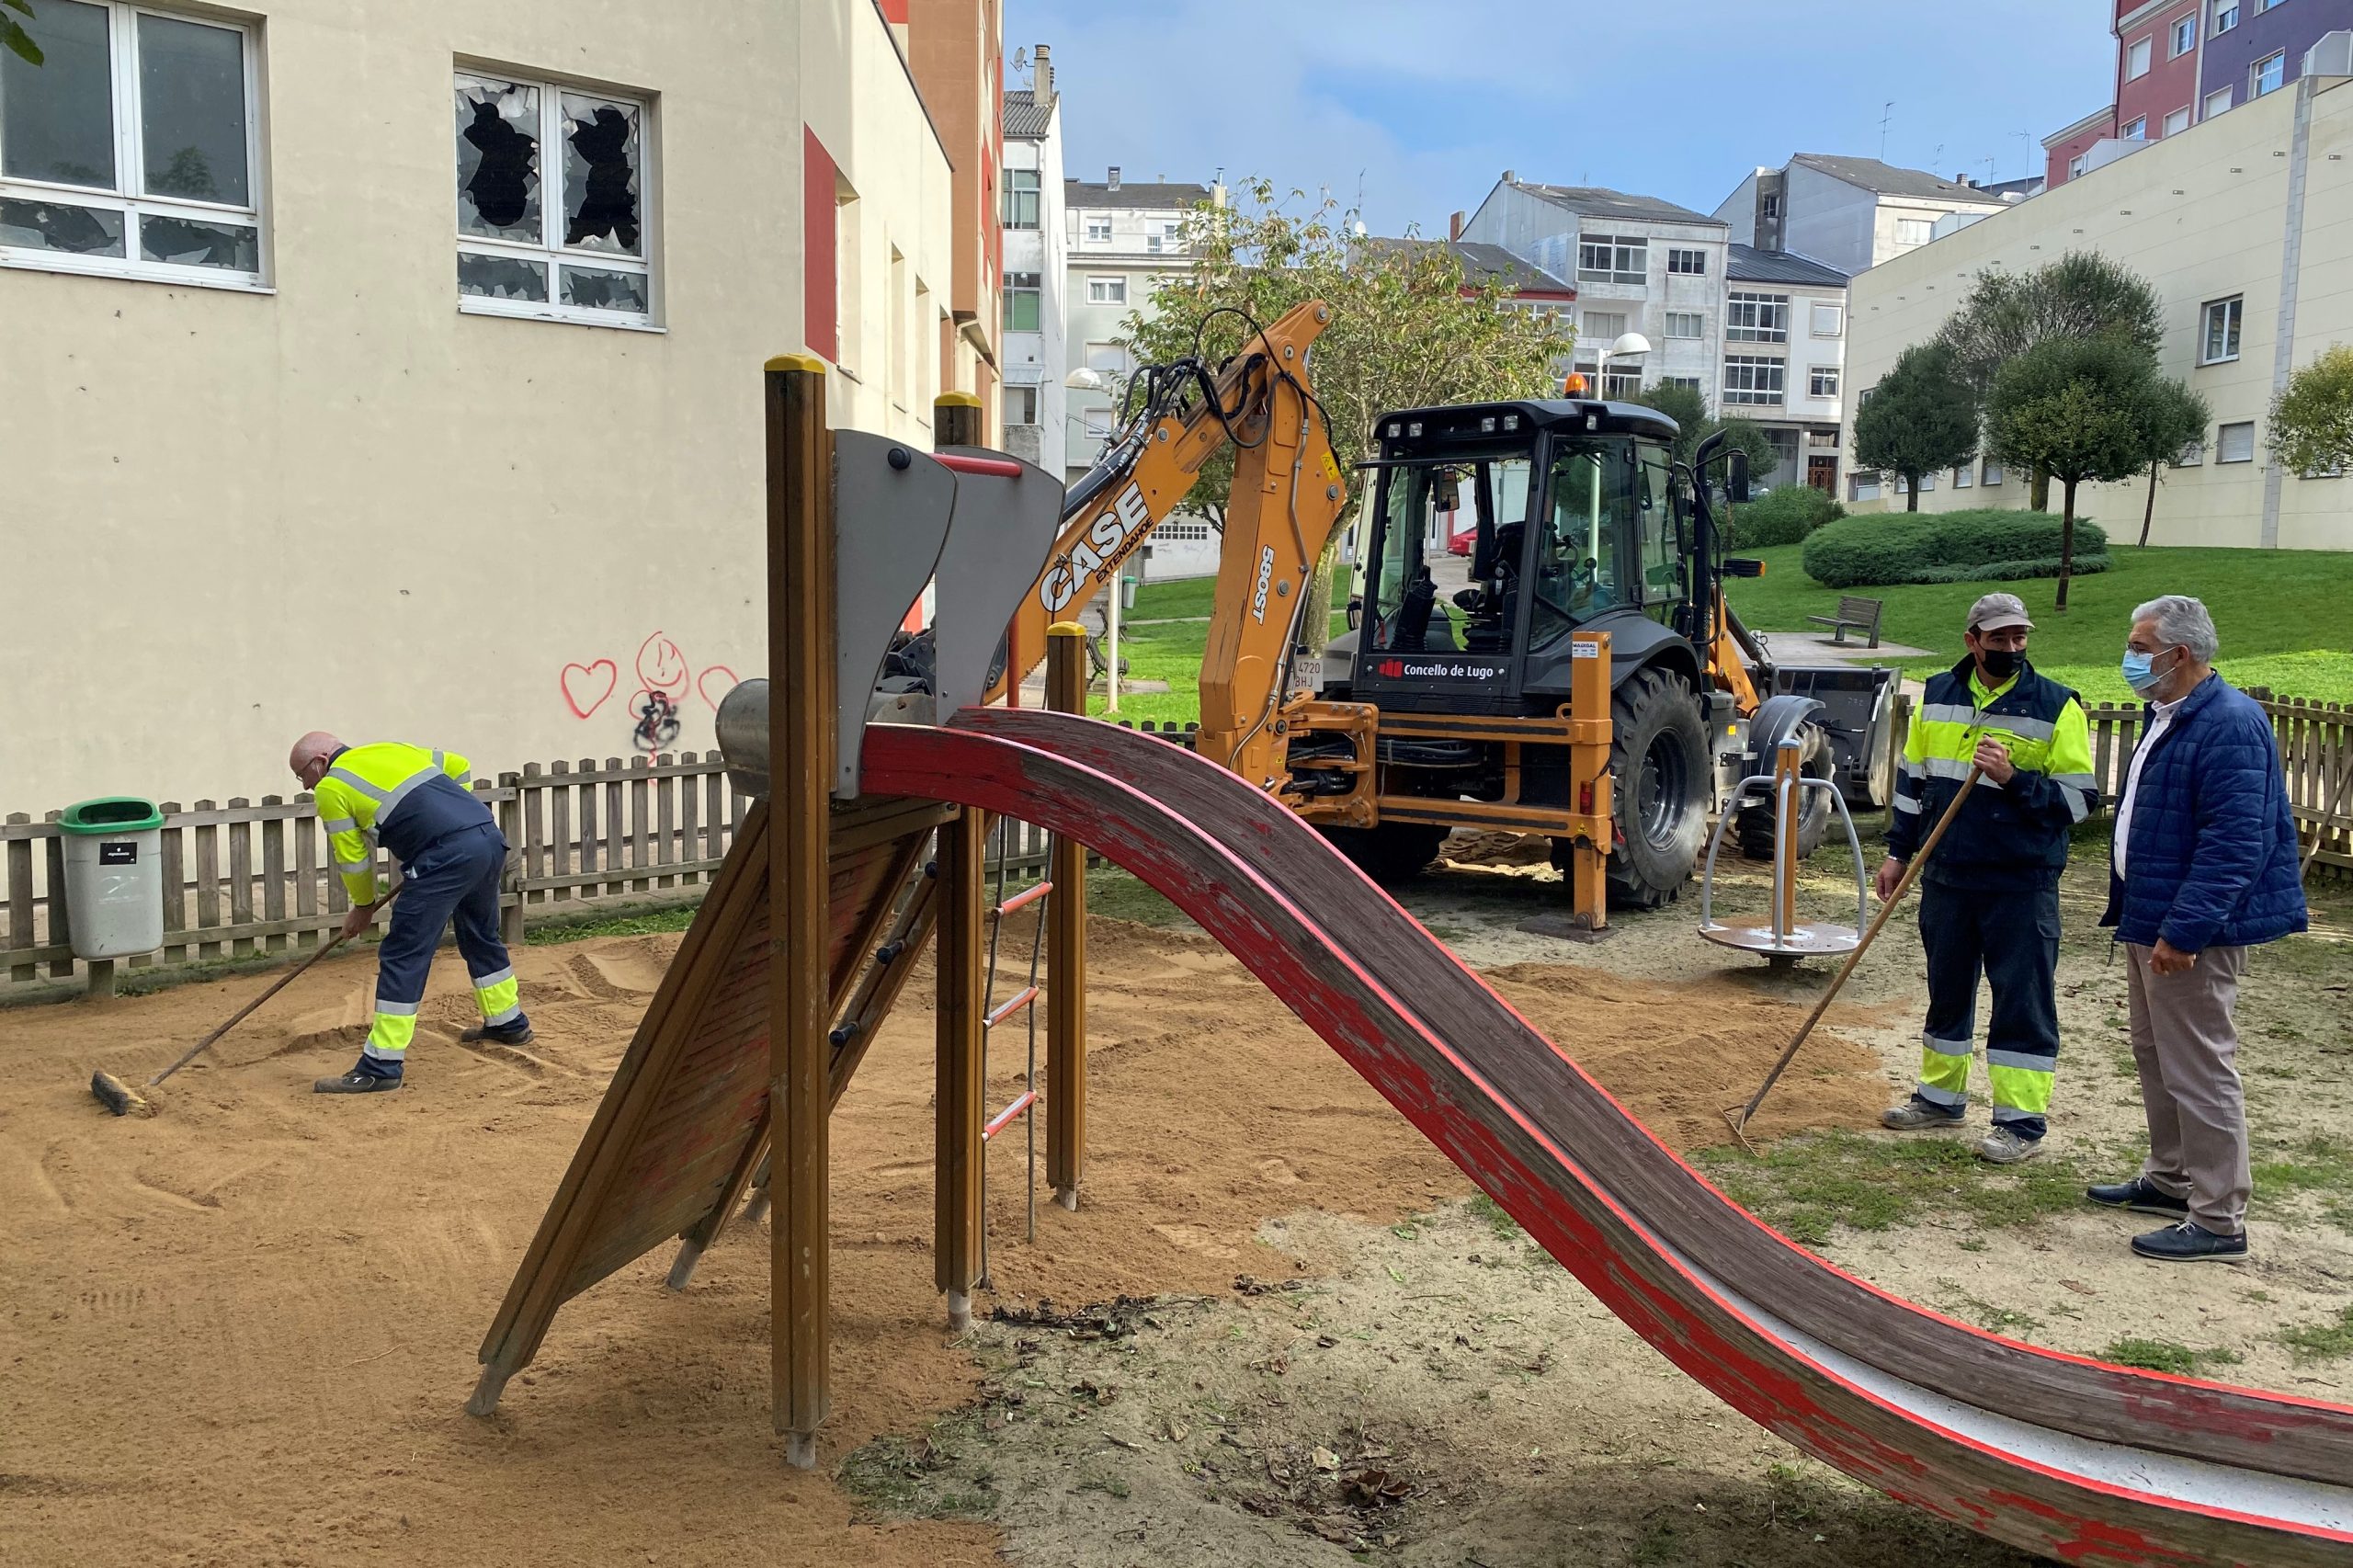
[1802,509,2111,589]
[1727,485,1844,549]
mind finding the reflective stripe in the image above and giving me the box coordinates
[1893,795,1922,815]
[372,996,421,1017]
[323,816,358,835]
[2052,772,2097,790]
[335,858,372,875]
[474,972,522,1027]
[1896,758,1924,778]
[376,764,442,817]
[481,1002,523,1027]
[2063,789,2091,823]
[326,766,391,804]
[449,769,472,786]
[1922,1031,1973,1058]
[469,964,516,989]
[1986,1049,2052,1073]
[1989,1061,2056,1115]
[1923,756,2004,788]
[1919,703,1977,727]
[1990,1105,2044,1125]
[1985,714,2056,743]
[363,1012,416,1059]
[1914,1082,1967,1108]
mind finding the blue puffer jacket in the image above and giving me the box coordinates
[2100,674,2308,951]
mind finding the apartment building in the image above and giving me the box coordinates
[1843,70,2353,550]
[905,0,1005,438]
[1459,176,1727,398]
[1723,245,1853,493]
[1062,167,1209,481]
[0,0,971,811]
[999,45,1065,474]
[1714,155,2011,276]
[2045,0,2353,186]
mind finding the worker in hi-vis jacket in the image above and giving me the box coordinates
[289,733,532,1094]
[1877,594,2099,1165]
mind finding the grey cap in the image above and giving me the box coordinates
[1968,591,2033,633]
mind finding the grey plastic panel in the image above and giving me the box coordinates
[930,446,1066,718]
[834,431,956,797]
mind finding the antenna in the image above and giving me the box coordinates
[1880,101,1895,162]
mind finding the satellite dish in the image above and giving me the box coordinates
[1013,46,1029,70]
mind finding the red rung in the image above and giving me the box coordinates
[983,985,1040,1028]
[934,451,1024,478]
[982,1089,1038,1141]
[993,881,1052,917]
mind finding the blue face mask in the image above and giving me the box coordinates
[2122,647,2175,696]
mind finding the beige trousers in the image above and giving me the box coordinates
[2123,941,2251,1235]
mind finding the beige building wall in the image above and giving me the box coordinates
[1840,73,2353,552]
[1,0,955,815]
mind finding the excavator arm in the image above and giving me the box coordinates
[999,301,1349,787]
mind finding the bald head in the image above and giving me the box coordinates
[290,732,344,789]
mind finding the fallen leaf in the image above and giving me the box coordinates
[1313,1445,1340,1471]
[2059,1279,2098,1297]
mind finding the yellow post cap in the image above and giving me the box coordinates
[765,352,828,374]
[935,391,983,409]
[1047,621,1089,637]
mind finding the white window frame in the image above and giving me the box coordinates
[1725,290,1789,344]
[1722,355,1785,406]
[2163,106,2192,135]
[2175,438,2204,466]
[1083,213,1110,244]
[1893,216,1933,245]
[2251,51,2286,98]
[1083,340,1127,375]
[2200,295,2242,364]
[2127,35,2154,79]
[1002,166,1039,230]
[1086,274,1127,305]
[2212,0,2238,34]
[1850,471,1882,502]
[2171,13,2198,54]
[0,1,267,291]
[2068,153,2088,179]
[1002,270,1040,332]
[454,68,657,330]
[1576,233,1646,284]
[2205,85,2234,119]
[2216,421,2256,462]
[2123,116,2148,140]
[1809,366,1840,398]
[1662,374,1702,392]
[1665,246,1706,276]
[1810,302,1845,338]
[1582,309,1628,343]
[1953,463,1973,489]
[1664,311,1704,339]
[1982,459,2006,485]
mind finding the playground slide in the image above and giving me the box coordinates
[858,713,2353,1568]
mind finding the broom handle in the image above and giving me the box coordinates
[147,889,398,1087]
[1733,766,1983,1129]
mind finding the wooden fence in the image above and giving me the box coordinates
[2083,693,2352,876]
[2,752,1057,999]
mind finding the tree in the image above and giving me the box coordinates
[2131,378,2211,546]
[1938,252,2164,507]
[2267,344,2353,479]
[3,0,41,67]
[1852,342,1980,511]
[1628,381,1774,483]
[1985,336,2165,609]
[1125,178,1572,646]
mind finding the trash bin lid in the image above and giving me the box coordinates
[59,797,165,835]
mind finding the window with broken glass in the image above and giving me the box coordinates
[0,2,263,286]
[455,71,652,324]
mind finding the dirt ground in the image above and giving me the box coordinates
[2,837,2347,1567]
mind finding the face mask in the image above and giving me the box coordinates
[1978,647,2019,681]
[2123,647,2175,696]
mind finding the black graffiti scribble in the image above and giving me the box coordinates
[631,689,681,754]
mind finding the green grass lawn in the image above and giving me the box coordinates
[1726,542,2353,705]
[1086,564,1354,726]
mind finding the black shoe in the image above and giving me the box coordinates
[2086,1176,2190,1220]
[461,1019,535,1046]
[314,1068,402,1095]
[2131,1221,2248,1265]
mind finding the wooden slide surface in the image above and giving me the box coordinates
[860,712,2353,1568]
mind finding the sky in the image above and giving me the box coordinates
[1001,1,2117,234]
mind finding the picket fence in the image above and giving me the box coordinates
[3,698,2346,998]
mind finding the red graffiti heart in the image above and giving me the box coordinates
[637,631,690,697]
[561,660,619,719]
[698,665,740,710]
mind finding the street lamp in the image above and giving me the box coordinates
[1063,367,1106,391]
[1597,331,1652,397]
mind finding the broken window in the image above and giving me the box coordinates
[0,2,263,285]
[454,70,652,324]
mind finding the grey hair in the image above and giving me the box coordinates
[2131,596,2219,663]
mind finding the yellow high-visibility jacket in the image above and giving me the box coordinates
[313,743,489,904]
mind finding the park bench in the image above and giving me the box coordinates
[1808,595,1883,648]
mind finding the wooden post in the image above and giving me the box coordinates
[1045,623,1088,1210]
[767,351,835,1471]
[935,803,986,1330]
[934,390,983,450]
[498,772,526,946]
[1772,739,1802,940]
[1565,629,1612,930]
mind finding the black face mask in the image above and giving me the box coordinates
[1978,647,2019,681]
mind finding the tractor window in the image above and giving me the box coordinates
[1635,443,1679,615]
[1366,465,1457,653]
[1527,439,1633,646]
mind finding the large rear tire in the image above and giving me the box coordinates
[1322,822,1449,885]
[1734,723,1836,862]
[1597,666,1711,910]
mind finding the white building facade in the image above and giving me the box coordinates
[1723,244,1852,493]
[1714,154,2013,278]
[999,47,1064,475]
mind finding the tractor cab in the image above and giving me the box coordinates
[1341,400,1690,715]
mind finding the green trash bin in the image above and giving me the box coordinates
[58,797,165,960]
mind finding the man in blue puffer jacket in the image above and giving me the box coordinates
[2087,597,2307,1264]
